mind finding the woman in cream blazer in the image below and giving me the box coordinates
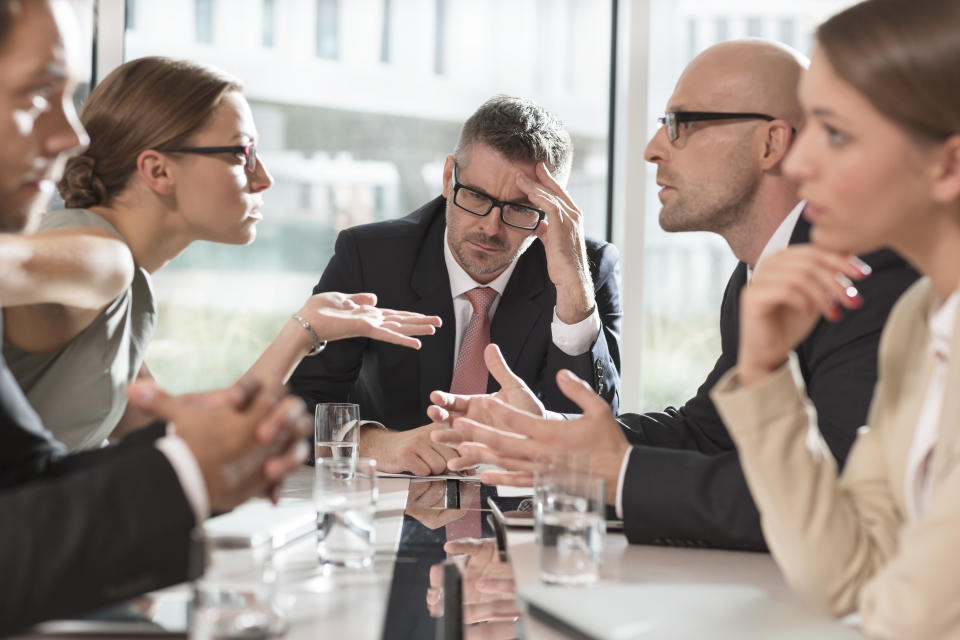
[709,1,960,638]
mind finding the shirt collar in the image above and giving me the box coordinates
[747,200,805,281]
[443,228,519,298]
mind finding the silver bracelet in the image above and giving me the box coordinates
[291,313,327,356]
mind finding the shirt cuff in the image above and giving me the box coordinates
[551,307,601,356]
[615,446,633,520]
[155,424,210,525]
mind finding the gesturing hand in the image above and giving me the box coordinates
[428,343,546,455]
[300,291,442,349]
[516,163,595,324]
[450,369,628,504]
[738,246,870,386]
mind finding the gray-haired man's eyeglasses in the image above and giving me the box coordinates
[451,165,546,231]
[657,111,780,143]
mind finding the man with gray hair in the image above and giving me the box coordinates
[291,95,621,475]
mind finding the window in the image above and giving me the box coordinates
[263,0,276,48]
[380,0,392,63]
[433,0,446,75]
[195,0,214,44]
[315,0,339,60]
[125,0,136,30]
[117,0,613,393]
[745,16,764,37]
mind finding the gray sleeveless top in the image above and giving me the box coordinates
[2,209,157,451]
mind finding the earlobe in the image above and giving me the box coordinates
[137,149,174,196]
[931,134,960,205]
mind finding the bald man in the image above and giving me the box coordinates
[431,39,918,551]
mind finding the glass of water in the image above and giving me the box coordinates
[314,457,378,569]
[535,471,605,585]
[314,402,360,463]
[190,538,285,639]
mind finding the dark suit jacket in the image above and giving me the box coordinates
[619,217,919,551]
[0,326,201,633]
[290,196,622,428]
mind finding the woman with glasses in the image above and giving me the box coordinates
[709,0,960,637]
[1,56,440,451]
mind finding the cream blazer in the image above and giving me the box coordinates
[711,277,960,640]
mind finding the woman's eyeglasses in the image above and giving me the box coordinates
[155,141,258,173]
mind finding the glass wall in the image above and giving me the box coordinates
[637,0,859,409]
[120,0,613,392]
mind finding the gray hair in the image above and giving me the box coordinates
[453,95,573,181]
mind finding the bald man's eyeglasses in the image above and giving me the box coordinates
[657,111,778,143]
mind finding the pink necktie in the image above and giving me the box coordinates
[449,287,498,395]
[446,288,496,541]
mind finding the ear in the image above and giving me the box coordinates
[759,120,794,171]
[136,150,175,196]
[931,134,960,205]
[441,154,454,199]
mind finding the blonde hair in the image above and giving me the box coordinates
[58,56,243,208]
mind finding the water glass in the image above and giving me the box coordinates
[314,457,378,569]
[190,538,285,639]
[535,472,605,585]
[314,402,359,462]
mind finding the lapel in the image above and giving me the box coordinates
[930,288,960,488]
[721,213,808,358]
[410,200,457,402]
[720,262,747,358]
[490,241,549,391]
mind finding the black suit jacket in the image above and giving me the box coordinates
[618,217,919,551]
[0,326,201,633]
[290,196,623,427]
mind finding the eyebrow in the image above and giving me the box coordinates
[811,106,849,123]
[459,180,535,207]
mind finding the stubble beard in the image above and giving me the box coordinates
[658,165,760,236]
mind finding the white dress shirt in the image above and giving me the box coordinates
[904,288,958,520]
[443,230,601,367]
[615,201,805,518]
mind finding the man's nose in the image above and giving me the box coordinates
[644,125,671,164]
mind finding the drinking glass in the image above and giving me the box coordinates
[314,457,378,569]
[314,402,360,462]
[535,471,605,585]
[190,538,285,639]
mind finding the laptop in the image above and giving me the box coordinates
[519,583,866,640]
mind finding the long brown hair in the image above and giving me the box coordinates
[58,56,243,208]
[817,0,960,142]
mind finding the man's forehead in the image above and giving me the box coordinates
[668,65,749,112]
[0,0,79,82]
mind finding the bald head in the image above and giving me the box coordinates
[672,39,808,129]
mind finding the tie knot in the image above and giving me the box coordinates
[466,286,498,316]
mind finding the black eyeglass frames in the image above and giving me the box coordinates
[657,111,780,142]
[155,141,259,173]
[451,165,546,231]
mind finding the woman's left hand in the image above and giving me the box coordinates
[299,291,442,349]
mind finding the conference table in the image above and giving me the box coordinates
[25,466,868,639]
